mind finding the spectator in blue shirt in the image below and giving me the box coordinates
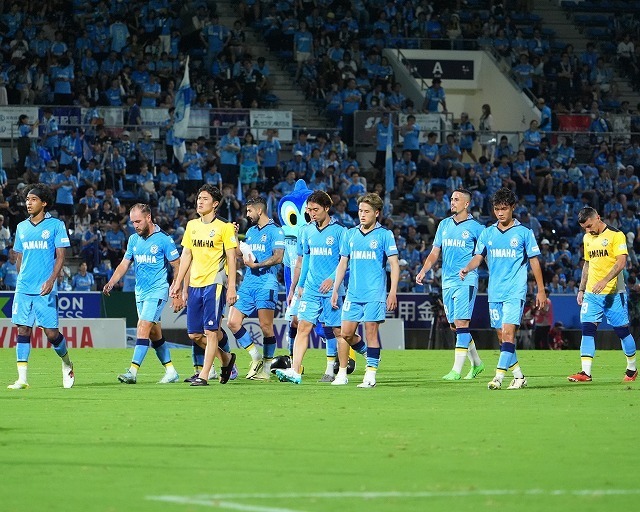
[72,262,95,291]
[218,125,241,183]
[0,249,19,290]
[105,220,126,268]
[422,77,447,113]
[55,167,78,224]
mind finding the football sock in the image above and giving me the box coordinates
[288,326,297,356]
[152,337,173,370]
[218,330,230,353]
[16,334,30,382]
[509,349,524,379]
[263,336,276,372]
[192,342,205,373]
[352,339,367,355]
[453,328,472,373]
[467,339,482,366]
[131,338,150,376]
[324,326,337,375]
[496,342,515,383]
[336,366,347,379]
[614,326,637,371]
[233,327,260,360]
[50,333,71,366]
[580,322,597,375]
[366,346,380,370]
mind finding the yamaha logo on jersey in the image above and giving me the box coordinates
[602,239,609,247]
[41,230,50,240]
[510,237,518,248]
[461,230,469,239]
[370,240,378,249]
[209,230,215,237]
[261,234,267,242]
[326,236,334,246]
[150,244,159,254]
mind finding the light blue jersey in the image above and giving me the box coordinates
[14,213,70,295]
[242,220,285,291]
[474,220,540,302]
[123,225,180,301]
[433,215,484,289]
[300,218,346,297]
[340,223,398,302]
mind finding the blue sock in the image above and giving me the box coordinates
[455,327,472,349]
[497,342,515,371]
[366,346,381,369]
[352,339,367,355]
[580,336,596,358]
[192,342,205,369]
[152,337,171,365]
[50,333,68,359]
[132,338,150,367]
[613,326,637,357]
[263,336,276,359]
[323,326,337,358]
[233,326,252,350]
[16,334,30,363]
[219,330,230,353]
[288,326,297,356]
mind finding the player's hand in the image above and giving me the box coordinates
[592,279,608,294]
[243,257,259,269]
[287,288,294,306]
[169,282,180,298]
[40,279,55,296]
[103,281,114,296]
[319,278,333,293]
[459,268,469,280]
[535,291,546,310]
[331,290,339,309]
[415,270,425,284]
[172,295,185,312]
[226,288,237,307]
[233,222,240,234]
[296,286,303,298]
[386,292,397,312]
[576,290,584,306]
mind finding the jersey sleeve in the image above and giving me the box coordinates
[474,228,487,256]
[13,225,23,253]
[340,229,352,258]
[524,228,540,258]
[55,220,71,248]
[384,229,398,257]
[273,227,285,252]
[165,234,180,262]
[612,231,629,257]
[583,236,590,261]
[182,222,193,249]
[433,219,444,248]
[123,235,134,260]
[223,221,238,250]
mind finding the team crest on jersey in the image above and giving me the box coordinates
[601,239,609,247]
[326,236,334,246]
[369,240,378,249]
[461,230,469,239]
[261,234,267,242]
[41,230,50,240]
[510,237,518,248]
[209,230,215,237]
[150,245,159,254]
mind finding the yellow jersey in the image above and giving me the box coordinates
[182,217,237,288]
[582,225,627,294]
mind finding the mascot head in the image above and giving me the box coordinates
[278,179,312,238]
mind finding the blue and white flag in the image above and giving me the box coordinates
[173,57,192,163]
[384,117,395,205]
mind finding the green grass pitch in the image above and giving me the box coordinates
[1,348,638,512]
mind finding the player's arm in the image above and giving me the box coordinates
[459,254,484,280]
[244,248,284,269]
[331,255,349,308]
[169,247,192,298]
[529,256,547,310]
[15,252,22,274]
[103,257,132,295]
[226,246,238,306]
[577,260,590,305]
[593,254,627,294]
[416,245,440,284]
[387,254,400,311]
[41,247,66,296]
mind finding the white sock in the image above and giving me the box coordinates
[325,358,335,375]
[336,367,347,379]
[248,345,260,361]
[365,368,377,381]
[17,364,27,383]
[467,340,482,366]
[263,358,273,374]
[627,355,637,372]
[129,365,139,377]
[581,357,593,376]
[494,370,506,383]
[453,349,467,374]
[512,365,524,379]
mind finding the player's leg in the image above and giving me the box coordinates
[487,302,510,389]
[442,287,464,380]
[251,288,279,379]
[276,319,312,384]
[37,293,74,388]
[150,322,179,384]
[194,284,231,385]
[8,293,35,389]
[333,320,359,386]
[358,320,381,388]
[185,333,206,382]
[490,298,527,390]
[118,313,154,384]
[462,285,484,376]
[318,296,340,381]
[227,288,262,377]
[185,286,206,382]
[568,292,603,382]
[606,294,638,381]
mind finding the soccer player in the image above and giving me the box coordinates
[169,185,238,387]
[227,196,285,380]
[103,204,181,384]
[8,185,74,389]
[568,207,637,382]
[460,188,546,390]
[275,191,347,384]
[331,193,400,388]
[416,189,485,380]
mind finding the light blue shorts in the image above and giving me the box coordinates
[12,292,59,329]
[136,298,167,323]
[580,292,629,327]
[341,299,386,323]
[234,286,278,316]
[285,293,300,320]
[298,293,343,327]
[488,298,525,330]
[443,285,477,323]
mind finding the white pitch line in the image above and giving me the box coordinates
[148,495,305,512]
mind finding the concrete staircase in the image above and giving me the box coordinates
[533,0,637,105]
[215,2,330,131]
